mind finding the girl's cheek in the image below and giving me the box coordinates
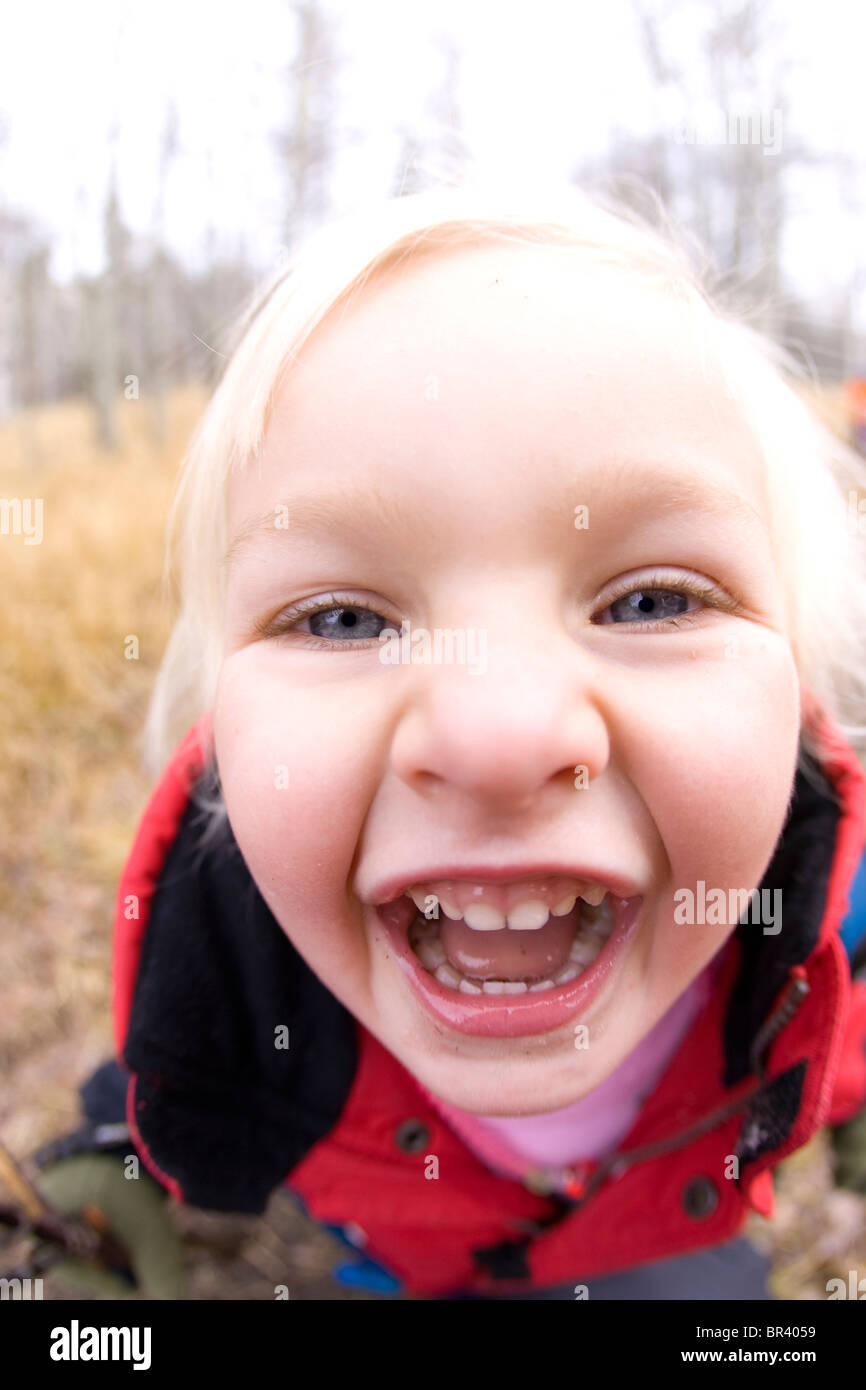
[685,630,800,802]
[643,675,800,998]
[644,632,800,927]
[213,656,377,904]
[213,660,325,875]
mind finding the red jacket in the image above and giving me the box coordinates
[114,702,866,1296]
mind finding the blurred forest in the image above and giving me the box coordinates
[1,0,865,457]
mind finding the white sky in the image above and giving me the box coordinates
[1,0,865,312]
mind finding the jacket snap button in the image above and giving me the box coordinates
[682,1175,719,1219]
[395,1119,430,1153]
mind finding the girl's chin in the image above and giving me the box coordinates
[385,1037,622,1117]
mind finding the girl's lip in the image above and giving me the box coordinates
[369,896,644,1038]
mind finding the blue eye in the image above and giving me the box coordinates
[259,573,736,648]
[598,587,697,625]
[258,594,400,646]
[302,605,392,640]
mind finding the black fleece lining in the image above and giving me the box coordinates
[116,739,841,1214]
[735,1062,807,1168]
[122,794,358,1213]
[723,750,841,1087]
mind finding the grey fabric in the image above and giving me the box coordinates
[441,1237,773,1300]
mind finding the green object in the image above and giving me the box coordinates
[831,1108,866,1195]
[33,1153,185,1299]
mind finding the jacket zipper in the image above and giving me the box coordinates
[748,966,811,1081]
[517,964,812,1211]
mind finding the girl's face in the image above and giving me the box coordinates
[212,242,801,1115]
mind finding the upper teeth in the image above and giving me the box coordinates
[405,878,608,931]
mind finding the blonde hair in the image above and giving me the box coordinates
[142,177,866,835]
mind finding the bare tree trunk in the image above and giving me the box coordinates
[92,271,119,451]
[146,104,179,447]
[274,0,340,251]
[90,166,126,452]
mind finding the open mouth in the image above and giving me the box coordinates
[372,880,643,1039]
[407,892,615,994]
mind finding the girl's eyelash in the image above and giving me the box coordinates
[254,593,394,643]
[256,573,741,644]
[592,570,742,629]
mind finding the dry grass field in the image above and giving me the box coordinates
[0,389,185,1156]
[0,385,864,1299]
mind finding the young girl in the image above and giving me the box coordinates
[40,182,866,1299]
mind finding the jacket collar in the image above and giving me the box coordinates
[559,696,866,1202]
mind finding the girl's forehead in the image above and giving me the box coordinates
[267,241,740,450]
[230,243,768,540]
[301,240,716,372]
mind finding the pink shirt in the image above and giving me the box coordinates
[416,948,727,1188]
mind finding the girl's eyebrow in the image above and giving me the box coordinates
[222,481,419,571]
[222,460,766,572]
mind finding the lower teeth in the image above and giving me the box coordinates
[409,902,614,995]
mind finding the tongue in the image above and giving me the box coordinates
[439,910,577,981]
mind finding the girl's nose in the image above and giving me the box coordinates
[387,633,610,815]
